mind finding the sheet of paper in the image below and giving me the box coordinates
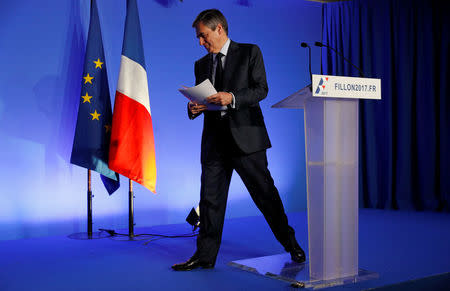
[178,79,227,111]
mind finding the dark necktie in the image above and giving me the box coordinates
[214,52,224,92]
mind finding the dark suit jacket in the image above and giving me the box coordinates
[190,41,271,162]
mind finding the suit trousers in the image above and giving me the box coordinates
[197,116,295,263]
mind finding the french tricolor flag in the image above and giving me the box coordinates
[109,0,156,193]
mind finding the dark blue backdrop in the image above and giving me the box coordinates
[322,0,449,211]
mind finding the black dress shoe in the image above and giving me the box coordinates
[171,255,214,271]
[289,247,306,263]
[285,231,306,263]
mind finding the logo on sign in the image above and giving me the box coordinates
[315,77,329,95]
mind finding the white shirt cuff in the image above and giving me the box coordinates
[229,92,236,109]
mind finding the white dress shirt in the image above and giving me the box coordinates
[212,38,235,113]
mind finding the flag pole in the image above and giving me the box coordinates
[68,169,110,240]
[87,169,93,238]
[129,179,134,237]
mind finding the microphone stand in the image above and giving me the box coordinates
[301,42,313,91]
[315,42,365,77]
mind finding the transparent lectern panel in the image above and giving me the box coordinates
[304,97,325,279]
[306,163,325,279]
[323,99,359,279]
[304,98,359,281]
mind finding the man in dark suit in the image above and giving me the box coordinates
[172,9,305,271]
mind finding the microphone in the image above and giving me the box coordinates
[300,42,312,89]
[314,41,323,47]
[314,41,365,77]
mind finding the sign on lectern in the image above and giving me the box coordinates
[312,74,381,99]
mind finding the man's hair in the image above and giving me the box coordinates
[192,9,228,35]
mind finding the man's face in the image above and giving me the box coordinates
[195,22,223,53]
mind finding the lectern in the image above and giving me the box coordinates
[229,74,381,288]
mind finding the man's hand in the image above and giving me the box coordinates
[188,102,207,114]
[206,92,232,106]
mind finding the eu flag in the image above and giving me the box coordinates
[70,0,119,194]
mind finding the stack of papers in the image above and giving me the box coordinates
[178,79,227,111]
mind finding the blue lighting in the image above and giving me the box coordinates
[0,0,322,240]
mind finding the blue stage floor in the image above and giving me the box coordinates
[1,209,449,290]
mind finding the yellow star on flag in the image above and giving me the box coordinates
[90,110,101,120]
[83,73,94,84]
[104,124,111,133]
[93,58,104,69]
[81,92,92,103]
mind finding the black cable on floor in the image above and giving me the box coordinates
[98,228,199,245]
